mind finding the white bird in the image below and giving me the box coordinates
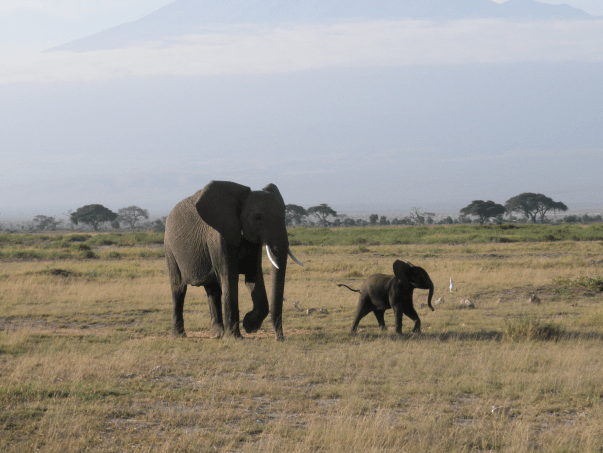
[449,278,455,292]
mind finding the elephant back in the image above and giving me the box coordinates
[165,193,202,245]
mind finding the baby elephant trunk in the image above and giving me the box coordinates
[426,280,434,311]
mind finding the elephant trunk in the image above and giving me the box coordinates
[269,244,288,341]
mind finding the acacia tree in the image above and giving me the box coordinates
[504,193,568,223]
[32,215,60,231]
[460,200,506,224]
[409,207,425,225]
[307,204,337,227]
[342,217,357,227]
[70,204,118,231]
[285,204,307,226]
[117,206,149,229]
[152,216,168,232]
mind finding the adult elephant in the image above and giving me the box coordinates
[338,260,434,334]
[164,181,302,340]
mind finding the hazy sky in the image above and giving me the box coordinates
[1,0,602,54]
[1,1,602,218]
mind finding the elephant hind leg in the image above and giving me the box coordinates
[166,248,187,337]
[205,282,224,338]
[404,306,421,333]
[351,295,373,333]
[170,284,187,337]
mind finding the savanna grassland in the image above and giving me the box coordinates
[1,225,603,452]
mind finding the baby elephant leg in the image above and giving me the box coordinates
[404,306,421,333]
[373,310,387,330]
[351,295,373,333]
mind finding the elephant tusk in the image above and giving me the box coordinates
[266,245,280,269]
[288,248,303,266]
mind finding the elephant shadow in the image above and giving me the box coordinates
[350,330,503,342]
[350,330,603,342]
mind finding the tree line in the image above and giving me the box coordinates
[288,193,600,227]
[1,192,600,233]
[0,205,166,233]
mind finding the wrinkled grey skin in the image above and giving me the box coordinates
[164,181,290,340]
[339,260,434,334]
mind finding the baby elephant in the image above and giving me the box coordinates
[338,260,434,334]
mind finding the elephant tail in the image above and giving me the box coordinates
[337,283,360,293]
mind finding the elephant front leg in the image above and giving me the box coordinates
[404,306,421,333]
[243,276,269,334]
[392,304,404,335]
[242,247,270,334]
[170,283,187,337]
[204,282,224,338]
[373,310,387,331]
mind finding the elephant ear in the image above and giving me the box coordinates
[262,183,285,210]
[194,180,251,245]
[393,260,414,289]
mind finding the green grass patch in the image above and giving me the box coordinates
[288,224,603,246]
[0,232,163,249]
[1,232,165,261]
[0,249,47,260]
[2,225,602,256]
[552,276,603,292]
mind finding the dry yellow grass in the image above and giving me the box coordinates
[1,240,603,451]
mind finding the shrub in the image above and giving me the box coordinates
[40,268,80,278]
[504,316,564,341]
[81,250,98,259]
[66,234,92,242]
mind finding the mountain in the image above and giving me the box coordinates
[495,0,595,19]
[47,0,597,52]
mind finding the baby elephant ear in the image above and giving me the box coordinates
[393,260,413,288]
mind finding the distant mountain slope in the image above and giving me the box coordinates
[46,0,596,52]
